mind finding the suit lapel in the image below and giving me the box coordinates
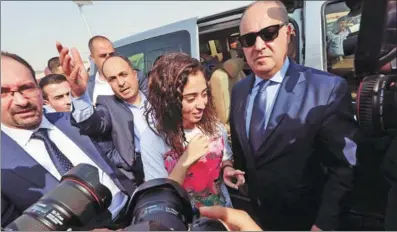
[256,62,306,155]
[115,97,136,163]
[236,74,256,156]
[1,131,60,189]
[46,113,128,193]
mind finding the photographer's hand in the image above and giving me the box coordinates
[199,206,262,231]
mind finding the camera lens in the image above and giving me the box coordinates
[5,164,112,231]
[126,178,193,231]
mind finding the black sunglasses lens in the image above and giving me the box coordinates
[239,33,257,47]
[259,25,280,42]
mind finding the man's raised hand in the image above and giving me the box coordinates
[56,42,89,97]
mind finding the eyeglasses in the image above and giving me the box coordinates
[1,84,41,99]
[238,22,289,48]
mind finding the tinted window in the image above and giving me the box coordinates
[116,30,191,74]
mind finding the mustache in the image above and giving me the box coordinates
[10,103,38,114]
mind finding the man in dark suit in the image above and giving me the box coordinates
[0,52,135,228]
[383,136,397,230]
[85,36,148,103]
[57,43,148,185]
[229,1,359,230]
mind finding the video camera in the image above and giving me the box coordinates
[354,0,397,137]
[3,164,227,231]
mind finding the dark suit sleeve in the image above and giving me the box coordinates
[383,137,397,230]
[72,101,113,137]
[230,86,246,172]
[137,70,148,96]
[1,194,21,228]
[314,78,359,230]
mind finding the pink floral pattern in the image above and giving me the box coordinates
[163,135,226,208]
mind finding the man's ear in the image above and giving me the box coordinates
[43,99,50,106]
[286,24,293,43]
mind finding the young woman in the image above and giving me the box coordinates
[140,52,245,209]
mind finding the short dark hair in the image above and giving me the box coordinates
[39,74,68,100]
[1,51,37,84]
[101,54,134,77]
[88,35,112,53]
[47,56,60,73]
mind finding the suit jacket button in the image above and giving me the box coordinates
[257,199,261,206]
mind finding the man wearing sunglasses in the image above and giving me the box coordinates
[230,1,359,231]
[86,35,148,104]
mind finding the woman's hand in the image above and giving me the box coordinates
[169,133,209,184]
[180,133,209,168]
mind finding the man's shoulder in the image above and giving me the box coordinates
[294,63,347,86]
[232,73,254,92]
[44,111,71,122]
[96,95,120,105]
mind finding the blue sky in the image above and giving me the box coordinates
[1,1,252,71]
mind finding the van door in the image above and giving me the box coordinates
[113,17,200,75]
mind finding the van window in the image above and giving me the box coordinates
[116,30,191,75]
[323,1,361,101]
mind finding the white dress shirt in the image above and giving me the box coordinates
[245,58,290,137]
[92,72,114,105]
[1,117,128,219]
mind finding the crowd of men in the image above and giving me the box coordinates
[1,0,396,231]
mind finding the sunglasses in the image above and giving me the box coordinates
[238,22,288,48]
[99,52,116,58]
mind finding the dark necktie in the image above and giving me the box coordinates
[249,80,269,152]
[31,128,74,176]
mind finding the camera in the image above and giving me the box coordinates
[354,0,397,137]
[4,164,227,231]
[4,163,112,231]
[124,178,227,231]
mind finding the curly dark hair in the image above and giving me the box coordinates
[145,52,219,155]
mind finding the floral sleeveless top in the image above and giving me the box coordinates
[163,126,232,208]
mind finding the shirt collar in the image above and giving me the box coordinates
[1,116,55,146]
[254,57,290,86]
[124,91,148,109]
[95,72,108,84]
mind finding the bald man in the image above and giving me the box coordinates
[57,42,148,185]
[86,35,148,104]
[229,1,359,230]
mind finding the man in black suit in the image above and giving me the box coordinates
[230,1,359,230]
[56,43,147,185]
[85,36,148,103]
[383,136,397,230]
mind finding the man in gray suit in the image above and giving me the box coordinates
[57,43,149,185]
[85,35,148,104]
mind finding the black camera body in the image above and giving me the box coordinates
[124,178,194,231]
[354,0,397,137]
[4,164,112,231]
[4,165,227,231]
[124,178,227,231]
